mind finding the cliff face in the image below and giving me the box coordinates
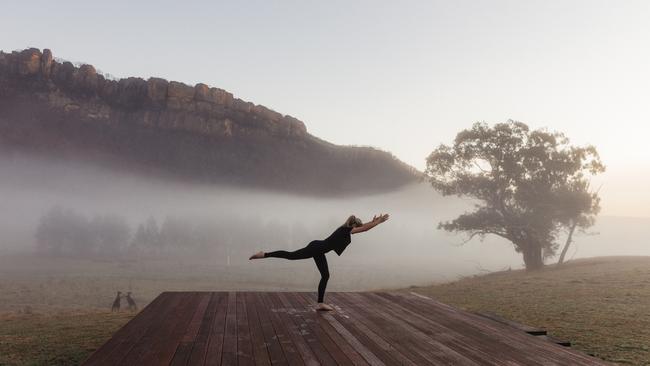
[0,48,307,139]
[0,48,418,195]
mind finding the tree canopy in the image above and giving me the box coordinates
[425,121,605,270]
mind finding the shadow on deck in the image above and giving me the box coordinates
[83,291,610,365]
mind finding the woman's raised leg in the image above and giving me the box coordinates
[250,242,316,260]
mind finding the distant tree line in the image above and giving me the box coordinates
[35,206,130,258]
[34,206,311,260]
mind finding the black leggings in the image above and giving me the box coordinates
[264,241,330,303]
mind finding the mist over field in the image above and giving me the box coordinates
[1,152,648,298]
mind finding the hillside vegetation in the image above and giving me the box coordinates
[409,256,650,365]
[0,48,417,196]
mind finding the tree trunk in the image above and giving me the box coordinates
[522,244,544,270]
[558,222,578,265]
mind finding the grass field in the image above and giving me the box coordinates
[409,256,650,365]
[0,311,133,366]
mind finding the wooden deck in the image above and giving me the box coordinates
[83,291,610,366]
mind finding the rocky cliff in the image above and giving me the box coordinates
[0,48,418,195]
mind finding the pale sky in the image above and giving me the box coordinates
[2,0,649,217]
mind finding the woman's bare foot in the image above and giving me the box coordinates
[249,251,265,260]
[316,303,334,311]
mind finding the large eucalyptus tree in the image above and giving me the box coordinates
[425,121,604,270]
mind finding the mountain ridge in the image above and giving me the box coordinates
[0,47,419,196]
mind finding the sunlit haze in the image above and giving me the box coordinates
[2,0,649,218]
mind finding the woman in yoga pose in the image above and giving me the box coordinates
[249,213,389,311]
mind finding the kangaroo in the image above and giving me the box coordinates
[125,292,137,311]
[111,291,122,312]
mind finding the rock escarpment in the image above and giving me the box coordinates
[0,48,418,195]
[0,48,306,139]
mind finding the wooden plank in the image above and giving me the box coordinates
[248,292,289,366]
[321,314,386,366]
[170,342,194,366]
[278,292,345,366]
[385,293,555,363]
[243,293,273,366]
[146,292,204,365]
[204,292,230,365]
[476,311,547,335]
[398,293,591,364]
[116,292,189,365]
[332,293,442,366]
[153,292,206,365]
[237,291,256,366]
[362,292,511,365]
[183,292,212,342]
[290,292,369,366]
[352,292,480,365]
[259,292,313,365]
[385,292,608,365]
[186,292,223,365]
[305,293,402,366]
[306,297,388,366]
[537,335,572,347]
[374,292,552,365]
[476,312,572,348]
[83,292,168,365]
[221,291,238,366]
[262,292,320,366]
[255,292,304,365]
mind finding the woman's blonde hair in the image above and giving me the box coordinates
[344,215,363,228]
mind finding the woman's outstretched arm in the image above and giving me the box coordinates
[351,213,389,234]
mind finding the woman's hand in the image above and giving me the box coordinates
[351,213,389,234]
[373,213,390,223]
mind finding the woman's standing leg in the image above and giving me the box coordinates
[313,254,329,304]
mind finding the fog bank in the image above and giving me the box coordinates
[1,153,648,291]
